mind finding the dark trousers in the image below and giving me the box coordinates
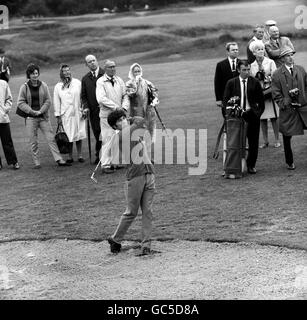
[282,135,293,165]
[90,113,102,159]
[244,111,260,168]
[0,123,18,165]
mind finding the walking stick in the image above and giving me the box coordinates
[87,118,92,163]
[153,105,170,139]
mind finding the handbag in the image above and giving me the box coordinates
[16,106,29,118]
[55,123,70,154]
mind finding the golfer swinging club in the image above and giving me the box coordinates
[106,109,155,256]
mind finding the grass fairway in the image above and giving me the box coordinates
[1,51,307,251]
[0,0,307,252]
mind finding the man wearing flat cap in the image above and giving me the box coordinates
[265,26,295,67]
[96,59,129,173]
[272,47,307,170]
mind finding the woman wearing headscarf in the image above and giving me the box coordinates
[16,63,70,168]
[53,64,87,163]
[126,63,159,145]
[250,41,280,148]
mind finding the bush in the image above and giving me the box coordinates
[21,0,51,17]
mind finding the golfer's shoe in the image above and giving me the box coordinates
[107,236,121,253]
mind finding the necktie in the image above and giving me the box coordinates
[109,77,115,86]
[232,59,236,72]
[92,72,96,79]
[290,67,293,76]
[242,80,247,111]
[276,39,279,48]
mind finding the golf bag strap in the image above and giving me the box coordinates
[213,121,225,159]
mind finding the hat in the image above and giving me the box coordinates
[279,46,295,58]
[265,19,277,26]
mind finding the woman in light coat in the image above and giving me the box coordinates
[17,63,69,168]
[54,64,86,163]
[250,40,280,148]
[0,79,19,169]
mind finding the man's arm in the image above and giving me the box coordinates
[214,62,223,105]
[265,42,281,59]
[271,72,289,110]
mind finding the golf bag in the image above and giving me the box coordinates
[224,114,247,179]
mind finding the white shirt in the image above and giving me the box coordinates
[91,68,99,78]
[239,76,251,111]
[285,64,294,76]
[228,57,238,72]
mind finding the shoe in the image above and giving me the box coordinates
[78,157,85,163]
[287,163,296,170]
[13,162,20,170]
[248,167,257,174]
[94,157,100,165]
[66,159,74,164]
[33,164,41,169]
[57,160,72,167]
[135,247,151,256]
[102,166,115,174]
[259,143,269,149]
[221,171,225,177]
[274,142,281,148]
[107,236,121,253]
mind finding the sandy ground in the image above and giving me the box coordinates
[0,240,306,300]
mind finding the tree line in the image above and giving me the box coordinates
[3,0,240,17]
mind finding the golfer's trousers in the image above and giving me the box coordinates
[0,123,18,165]
[26,118,63,165]
[112,173,155,249]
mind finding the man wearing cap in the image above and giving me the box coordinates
[247,24,267,64]
[96,59,129,173]
[263,20,277,43]
[265,26,295,68]
[81,55,104,165]
[272,47,307,170]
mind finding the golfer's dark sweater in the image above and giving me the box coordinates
[119,116,154,181]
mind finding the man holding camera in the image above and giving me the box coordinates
[272,47,307,170]
[223,60,265,174]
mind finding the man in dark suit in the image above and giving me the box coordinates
[214,42,240,117]
[81,54,104,164]
[223,60,265,174]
